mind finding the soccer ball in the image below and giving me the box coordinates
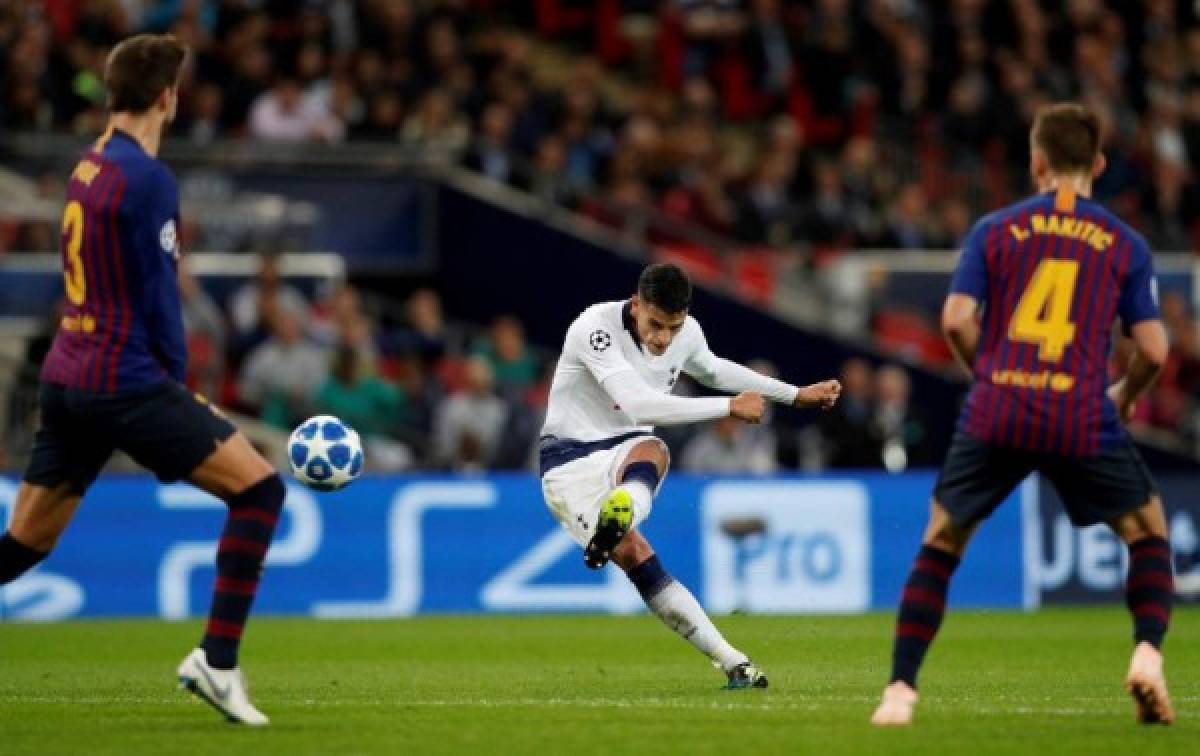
[287,415,364,491]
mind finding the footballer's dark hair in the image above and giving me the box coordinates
[638,263,692,314]
[105,34,187,114]
[1031,103,1103,174]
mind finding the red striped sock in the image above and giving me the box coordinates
[1126,536,1173,649]
[200,475,285,669]
[890,545,960,688]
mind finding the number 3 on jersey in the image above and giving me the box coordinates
[62,200,86,305]
[1008,258,1079,362]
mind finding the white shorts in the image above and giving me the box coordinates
[540,435,666,547]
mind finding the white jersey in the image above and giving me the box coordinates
[541,300,799,442]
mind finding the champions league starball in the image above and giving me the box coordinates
[287,415,364,491]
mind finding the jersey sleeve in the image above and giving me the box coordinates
[682,319,798,403]
[948,218,990,302]
[566,313,635,384]
[1117,237,1161,331]
[132,166,187,383]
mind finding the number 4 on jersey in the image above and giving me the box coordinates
[1008,258,1079,363]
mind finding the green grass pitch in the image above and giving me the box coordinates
[0,608,1194,754]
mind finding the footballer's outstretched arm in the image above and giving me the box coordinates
[572,316,765,425]
[942,293,981,376]
[683,328,841,410]
[600,370,735,425]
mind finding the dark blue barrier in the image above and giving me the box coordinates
[0,472,1026,621]
[233,173,427,269]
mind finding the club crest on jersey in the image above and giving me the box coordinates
[159,219,179,259]
[589,329,612,352]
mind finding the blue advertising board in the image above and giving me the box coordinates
[1034,473,1200,604]
[0,473,1027,621]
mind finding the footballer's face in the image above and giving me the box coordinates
[631,296,686,356]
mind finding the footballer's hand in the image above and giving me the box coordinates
[730,392,766,424]
[1108,382,1136,424]
[795,380,842,410]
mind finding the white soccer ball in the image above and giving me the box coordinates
[287,415,364,491]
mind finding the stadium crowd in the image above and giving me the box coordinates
[5,0,1200,458]
[3,1,1200,253]
[6,251,936,474]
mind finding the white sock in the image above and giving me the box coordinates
[646,580,748,672]
[616,481,653,523]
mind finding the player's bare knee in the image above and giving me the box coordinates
[8,519,63,553]
[1111,496,1168,544]
[623,439,670,478]
[7,483,81,552]
[922,500,970,556]
[191,432,278,502]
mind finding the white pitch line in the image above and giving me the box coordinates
[1,694,1193,715]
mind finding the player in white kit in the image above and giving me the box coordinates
[539,263,842,688]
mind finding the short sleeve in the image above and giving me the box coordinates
[949,219,990,302]
[568,315,633,384]
[1118,238,1160,331]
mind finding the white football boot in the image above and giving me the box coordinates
[870,681,918,726]
[177,648,269,726]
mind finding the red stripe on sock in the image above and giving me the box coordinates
[914,557,951,581]
[218,536,269,557]
[1132,545,1171,561]
[1132,602,1169,624]
[896,622,936,642]
[215,576,259,595]
[204,618,244,640]
[901,586,946,611]
[231,508,280,527]
[1127,572,1174,592]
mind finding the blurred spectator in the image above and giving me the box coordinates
[183,83,224,145]
[249,76,345,143]
[315,344,405,440]
[432,357,508,472]
[178,258,225,401]
[461,101,517,185]
[350,90,404,142]
[879,184,932,250]
[816,358,878,468]
[520,135,576,206]
[471,315,538,397]
[736,152,797,244]
[401,88,471,159]
[677,0,746,78]
[237,304,327,431]
[872,364,931,472]
[386,287,450,364]
[682,415,777,474]
[228,254,310,340]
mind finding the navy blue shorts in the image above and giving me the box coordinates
[23,380,237,494]
[934,431,1157,528]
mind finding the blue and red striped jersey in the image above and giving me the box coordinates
[951,188,1160,456]
[42,127,187,393]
